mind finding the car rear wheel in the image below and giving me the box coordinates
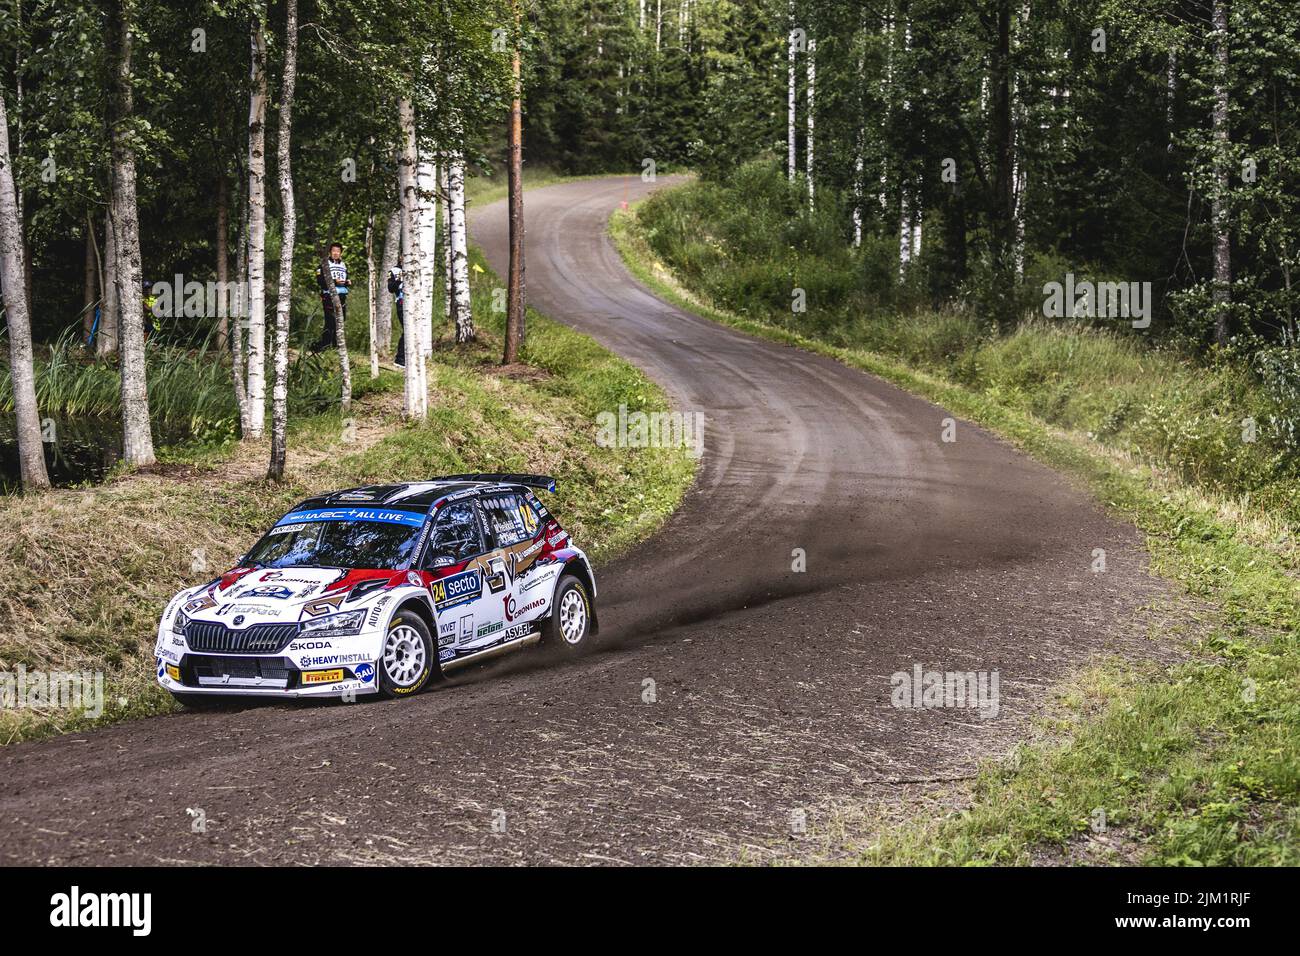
[378,610,434,699]
[541,575,593,656]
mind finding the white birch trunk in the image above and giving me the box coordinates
[268,0,297,480]
[376,207,401,351]
[448,155,473,343]
[245,13,268,439]
[0,89,49,488]
[417,157,439,354]
[398,98,427,420]
[806,37,816,207]
[787,0,797,181]
[365,210,378,378]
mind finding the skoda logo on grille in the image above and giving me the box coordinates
[233,615,245,626]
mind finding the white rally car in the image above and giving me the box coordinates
[155,474,598,705]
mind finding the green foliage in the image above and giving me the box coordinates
[634,167,1300,518]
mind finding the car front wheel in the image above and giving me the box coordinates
[541,574,593,655]
[378,610,435,698]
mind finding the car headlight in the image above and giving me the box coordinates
[298,610,366,637]
[172,610,190,636]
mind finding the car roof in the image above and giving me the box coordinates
[289,480,525,514]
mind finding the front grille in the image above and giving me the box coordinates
[189,655,295,689]
[184,621,300,654]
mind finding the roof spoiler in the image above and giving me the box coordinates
[438,473,557,493]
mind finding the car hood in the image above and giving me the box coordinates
[182,567,395,627]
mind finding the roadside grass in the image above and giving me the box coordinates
[612,197,1300,865]
[0,243,694,746]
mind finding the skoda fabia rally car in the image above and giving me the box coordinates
[156,474,597,705]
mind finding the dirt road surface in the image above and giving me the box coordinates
[0,177,1167,864]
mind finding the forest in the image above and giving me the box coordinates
[0,0,1296,498]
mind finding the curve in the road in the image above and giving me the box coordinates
[0,176,1167,865]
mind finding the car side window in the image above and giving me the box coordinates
[480,493,531,549]
[424,501,483,567]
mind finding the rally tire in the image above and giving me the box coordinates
[378,610,435,699]
[540,575,594,656]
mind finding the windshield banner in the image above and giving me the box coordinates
[275,508,427,528]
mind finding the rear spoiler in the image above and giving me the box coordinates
[438,473,557,493]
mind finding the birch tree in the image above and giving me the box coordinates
[1210,0,1231,345]
[245,9,269,439]
[376,207,401,351]
[448,154,474,344]
[0,89,49,489]
[268,0,298,482]
[397,96,427,420]
[108,0,155,467]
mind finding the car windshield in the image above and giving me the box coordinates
[244,515,426,570]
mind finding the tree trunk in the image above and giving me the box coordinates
[232,196,250,431]
[397,97,427,420]
[267,0,297,481]
[787,0,797,181]
[376,207,400,351]
[245,11,269,439]
[503,22,524,362]
[449,156,475,345]
[98,205,118,356]
[365,207,378,379]
[0,89,50,490]
[441,163,453,328]
[417,158,439,354]
[806,36,815,207]
[108,0,155,467]
[83,222,98,343]
[990,0,1015,308]
[216,168,230,349]
[1211,0,1231,346]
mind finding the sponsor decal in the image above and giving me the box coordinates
[429,569,481,611]
[503,623,534,642]
[519,501,539,534]
[183,594,217,614]
[299,653,370,668]
[504,594,546,623]
[165,664,182,682]
[301,668,345,685]
[238,585,295,601]
[354,663,376,683]
[275,507,426,529]
[367,595,393,626]
[547,531,568,548]
[476,620,504,639]
[458,614,474,641]
[157,647,181,664]
[288,640,334,651]
[520,568,558,593]
[301,593,347,618]
[218,603,282,618]
[439,648,456,662]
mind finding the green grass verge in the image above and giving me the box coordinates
[0,241,694,745]
[612,199,1300,866]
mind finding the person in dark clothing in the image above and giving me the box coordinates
[389,267,407,367]
[312,242,350,352]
